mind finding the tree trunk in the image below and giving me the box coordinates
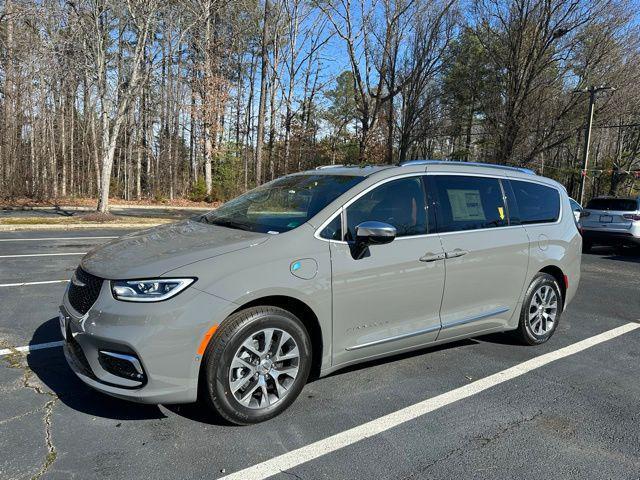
[136,125,142,200]
[255,0,270,185]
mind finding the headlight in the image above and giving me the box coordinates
[111,278,195,302]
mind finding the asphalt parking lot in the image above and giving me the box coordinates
[1,228,639,480]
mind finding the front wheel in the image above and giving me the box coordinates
[201,306,312,425]
[514,273,563,345]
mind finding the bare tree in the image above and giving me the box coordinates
[70,0,161,212]
[254,0,271,185]
[0,0,638,206]
[397,0,456,163]
[319,0,417,162]
[473,0,617,165]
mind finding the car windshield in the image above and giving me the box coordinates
[199,174,364,233]
[586,198,638,211]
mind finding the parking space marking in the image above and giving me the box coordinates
[0,252,86,258]
[0,280,69,288]
[220,322,640,480]
[0,340,64,357]
[0,236,117,242]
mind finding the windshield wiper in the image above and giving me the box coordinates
[204,217,253,232]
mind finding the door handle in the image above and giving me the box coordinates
[419,252,446,262]
[445,249,469,259]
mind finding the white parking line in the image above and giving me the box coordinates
[0,252,86,258]
[0,280,69,288]
[0,236,117,242]
[220,322,640,480]
[0,340,65,357]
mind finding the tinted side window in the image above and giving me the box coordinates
[569,199,582,211]
[586,198,637,211]
[511,180,560,224]
[345,177,428,240]
[429,175,508,232]
[319,214,342,240]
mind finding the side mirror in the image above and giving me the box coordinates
[352,221,396,259]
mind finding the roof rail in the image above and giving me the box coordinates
[315,164,345,170]
[400,159,536,175]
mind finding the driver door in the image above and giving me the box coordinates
[330,175,445,366]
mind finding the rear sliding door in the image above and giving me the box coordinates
[426,174,529,340]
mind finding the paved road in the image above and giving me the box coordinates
[0,228,639,479]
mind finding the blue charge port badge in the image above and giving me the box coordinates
[290,259,318,280]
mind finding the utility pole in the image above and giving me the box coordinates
[574,85,616,206]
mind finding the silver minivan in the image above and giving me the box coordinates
[60,161,581,424]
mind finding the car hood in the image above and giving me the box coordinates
[80,220,269,279]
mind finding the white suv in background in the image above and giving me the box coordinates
[580,197,640,252]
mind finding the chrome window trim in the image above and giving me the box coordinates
[423,171,564,228]
[313,172,428,244]
[313,171,564,243]
[506,175,564,226]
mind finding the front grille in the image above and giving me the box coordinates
[68,267,103,315]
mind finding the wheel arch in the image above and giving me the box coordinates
[539,264,566,305]
[227,295,324,380]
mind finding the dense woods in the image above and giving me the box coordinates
[1,0,639,210]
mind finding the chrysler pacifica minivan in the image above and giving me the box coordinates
[60,161,581,424]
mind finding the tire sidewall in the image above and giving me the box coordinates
[205,308,311,425]
[520,274,563,345]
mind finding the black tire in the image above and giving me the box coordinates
[582,240,592,253]
[201,306,312,425]
[514,273,563,346]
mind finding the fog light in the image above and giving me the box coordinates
[98,351,146,383]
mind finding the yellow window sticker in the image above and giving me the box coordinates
[498,207,505,220]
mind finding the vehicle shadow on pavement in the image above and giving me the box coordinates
[324,338,479,379]
[602,253,640,264]
[28,317,167,421]
[586,246,640,263]
[474,332,522,345]
[162,403,234,426]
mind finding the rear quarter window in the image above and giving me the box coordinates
[510,180,560,224]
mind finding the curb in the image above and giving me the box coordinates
[0,223,166,231]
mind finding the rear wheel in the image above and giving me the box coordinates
[514,273,563,345]
[201,306,312,425]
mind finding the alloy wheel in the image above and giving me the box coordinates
[228,328,300,409]
[528,285,558,335]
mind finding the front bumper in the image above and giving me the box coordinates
[582,229,640,247]
[61,280,236,404]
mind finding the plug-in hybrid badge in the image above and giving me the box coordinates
[290,259,318,279]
